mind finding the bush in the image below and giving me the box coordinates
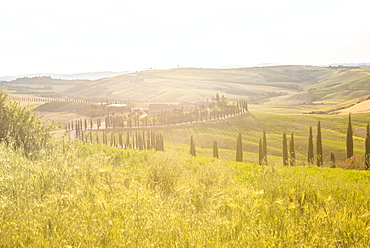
[0,90,53,157]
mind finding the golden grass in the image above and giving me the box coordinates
[0,141,369,247]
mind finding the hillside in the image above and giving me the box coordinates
[65,66,335,103]
[5,66,370,114]
[1,76,88,96]
[309,67,370,104]
[82,110,370,168]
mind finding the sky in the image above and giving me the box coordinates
[1,0,370,77]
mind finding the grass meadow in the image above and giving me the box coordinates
[87,111,370,168]
[0,141,370,247]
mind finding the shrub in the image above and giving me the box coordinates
[0,90,53,157]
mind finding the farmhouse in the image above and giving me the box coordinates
[148,104,176,115]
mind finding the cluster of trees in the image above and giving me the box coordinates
[0,90,52,157]
[66,97,249,130]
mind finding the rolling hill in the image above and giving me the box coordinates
[4,65,370,114]
[65,66,335,102]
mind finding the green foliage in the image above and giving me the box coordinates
[330,152,336,168]
[259,138,263,165]
[213,140,219,158]
[289,132,296,166]
[236,133,243,162]
[282,132,288,166]
[263,129,267,165]
[307,126,314,164]
[0,90,52,157]
[190,135,196,157]
[346,113,354,159]
[316,121,323,166]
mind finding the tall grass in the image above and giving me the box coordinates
[0,141,369,247]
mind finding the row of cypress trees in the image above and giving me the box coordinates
[306,121,323,166]
[74,130,164,151]
[189,114,370,169]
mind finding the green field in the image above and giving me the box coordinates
[84,111,370,168]
[1,141,369,247]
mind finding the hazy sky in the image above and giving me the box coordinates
[1,0,370,76]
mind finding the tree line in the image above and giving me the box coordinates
[190,114,370,170]
[71,129,164,151]
[65,98,248,130]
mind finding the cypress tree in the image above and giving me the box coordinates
[126,132,130,148]
[119,133,123,148]
[365,123,370,170]
[289,132,296,166]
[110,133,114,147]
[190,136,196,157]
[330,152,336,168]
[151,131,156,149]
[213,141,219,158]
[346,113,354,159]
[263,129,267,165]
[308,126,314,164]
[160,133,164,151]
[258,138,263,165]
[135,132,138,149]
[142,132,147,150]
[282,132,288,166]
[236,133,243,162]
[137,134,141,150]
[155,134,160,151]
[317,121,323,166]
